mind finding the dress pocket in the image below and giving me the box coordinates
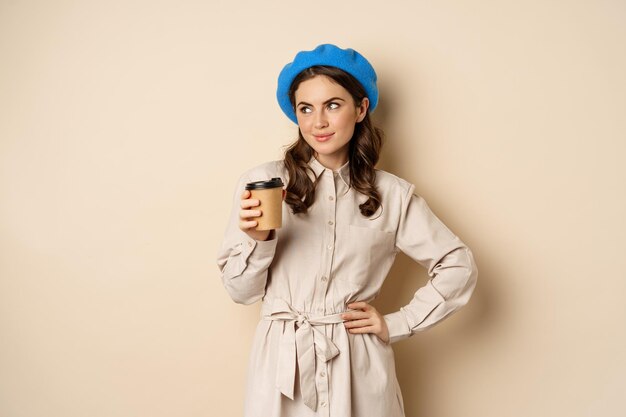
[338,225,396,287]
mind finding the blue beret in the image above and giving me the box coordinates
[276,44,379,124]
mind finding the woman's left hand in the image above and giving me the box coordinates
[341,301,390,344]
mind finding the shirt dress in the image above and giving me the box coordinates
[217,157,477,417]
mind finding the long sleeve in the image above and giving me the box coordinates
[217,173,278,305]
[383,185,478,344]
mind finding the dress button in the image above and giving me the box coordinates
[328,196,334,201]
[328,221,334,226]
[327,244,333,250]
[321,402,327,407]
[320,372,326,378]
[321,276,328,282]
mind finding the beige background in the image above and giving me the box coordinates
[1,1,625,416]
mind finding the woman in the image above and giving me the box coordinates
[217,44,477,417]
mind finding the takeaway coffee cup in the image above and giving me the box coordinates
[245,177,285,231]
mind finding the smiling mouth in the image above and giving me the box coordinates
[313,133,335,142]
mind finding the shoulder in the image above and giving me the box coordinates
[374,168,414,197]
[239,160,287,183]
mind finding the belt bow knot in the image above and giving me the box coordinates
[262,298,346,411]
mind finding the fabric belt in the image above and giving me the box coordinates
[261,298,347,411]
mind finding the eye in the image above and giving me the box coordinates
[298,106,312,114]
[327,102,340,110]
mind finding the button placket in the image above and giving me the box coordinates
[317,362,330,417]
[310,170,335,417]
[325,180,337,301]
[322,170,337,302]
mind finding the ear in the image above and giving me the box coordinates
[356,97,369,123]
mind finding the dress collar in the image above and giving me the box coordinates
[308,157,351,188]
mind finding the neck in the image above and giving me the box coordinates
[314,153,348,171]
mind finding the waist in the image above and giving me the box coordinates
[261,298,352,325]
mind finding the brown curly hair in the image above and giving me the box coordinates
[283,66,384,217]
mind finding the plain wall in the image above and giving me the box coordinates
[1,1,625,416]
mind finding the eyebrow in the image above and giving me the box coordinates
[296,97,346,107]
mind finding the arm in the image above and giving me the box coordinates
[383,185,478,344]
[216,174,278,305]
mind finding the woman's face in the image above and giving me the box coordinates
[294,75,368,170]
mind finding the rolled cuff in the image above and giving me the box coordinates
[222,235,278,281]
[242,236,278,270]
[383,310,412,344]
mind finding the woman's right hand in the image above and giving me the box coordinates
[239,189,271,241]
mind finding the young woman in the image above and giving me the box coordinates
[217,44,477,417]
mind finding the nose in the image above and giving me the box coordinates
[314,110,328,129]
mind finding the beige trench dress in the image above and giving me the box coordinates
[217,158,477,417]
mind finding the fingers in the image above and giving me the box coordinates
[342,301,390,343]
[343,319,372,329]
[342,307,377,329]
[239,219,258,230]
[240,209,261,219]
[238,189,271,241]
[345,325,378,334]
[341,310,370,321]
[347,301,372,311]
[241,190,261,207]
[241,199,261,209]
[239,190,262,232]
[342,302,375,324]
[239,207,262,229]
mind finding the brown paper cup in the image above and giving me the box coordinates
[245,177,284,231]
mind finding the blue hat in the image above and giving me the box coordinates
[276,44,379,124]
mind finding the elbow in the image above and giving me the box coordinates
[458,247,478,306]
[219,260,266,305]
[464,266,478,307]
[441,247,478,308]
[223,282,265,305]
[467,248,478,291]
[229,292,263,305]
